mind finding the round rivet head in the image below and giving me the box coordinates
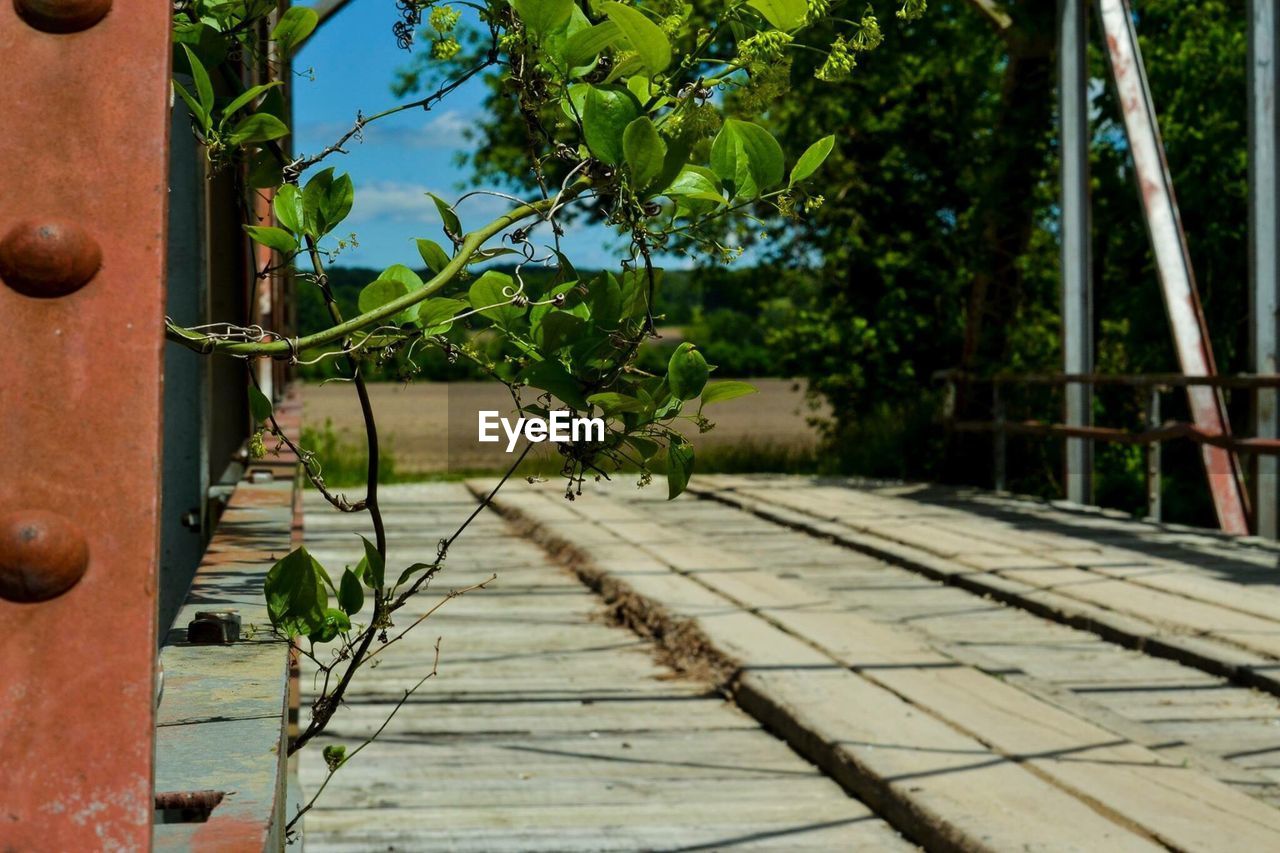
[0,510,90,603]
[0,220,102,298]
[13,0,111,32]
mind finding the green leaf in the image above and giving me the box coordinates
[271,6,319,53]
[172,80,211,133]
[323,172,355,231]
[379,263,424,290]
[181,45,215,114]
[414,297,467,333]
[229,112,290,146]
[358,277,410,315]
[358,265,423,324]
[619,266,663,321]
[543,5,593,73]
[338,568,365,616]
[588,392,645,413]
[243,225,297,253]
[301,169,333,236]
[666,441,694,499]
[248,385,273,424]
[710,119,785,198]
[172,20,226,65]
[668,342,710,400]
[700,380,757,406]
[428,192,463,239]
[588,273,623,329]
[522,360,591,410]
[665,166,723,203]
[602,1,672,74]
[221,81,283,123]
[360,535,385,590]
[301,168,353,236]
[416,238,452,274]
[583,86,641,166]
[534,311,586,353]
[308,608,352,644]
[623,116,666,189]
[395,562,436,588]
[564,19,622,67]
[273,184,304,233]
[789,135,836,186]
[513,0,574,36]
[468,270,524,328]
[265,546,330,638]
[747,0,807,30]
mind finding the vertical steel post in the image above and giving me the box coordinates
[1097,0,1251,534]
[1146,387,1163,521]
[0,0,171,845]
[1061,0,1094,506]
[1251,0,1279,538]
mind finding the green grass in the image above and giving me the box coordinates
[301,421,400,488]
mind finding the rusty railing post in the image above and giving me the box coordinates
[0,0,172,845]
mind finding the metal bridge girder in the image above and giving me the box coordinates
[0,0,171,845]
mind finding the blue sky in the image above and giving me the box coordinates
[294,2,631,270]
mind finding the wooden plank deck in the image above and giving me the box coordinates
[299,476,1280,850]
[696,476,1280,696]
[298,484,908,851]
[482,478,1280,850]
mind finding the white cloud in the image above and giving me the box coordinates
[298,110,475,152]
[347,181,525,227]
[347,181,440,224]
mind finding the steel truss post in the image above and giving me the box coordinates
[0,0,172,845]
[1251,0,1280,538]
[1060,0,1094,505]
[1097,0,1251,534]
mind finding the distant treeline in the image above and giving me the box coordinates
[297,263,789,381]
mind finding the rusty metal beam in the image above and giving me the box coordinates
[0,0,171,845]
[1096,0,1251,534]
[938,370,1280,390]
[951,418,1280,456]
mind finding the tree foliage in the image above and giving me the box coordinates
[458,0,1251,523]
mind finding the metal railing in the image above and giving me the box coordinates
[937,371,1280,524]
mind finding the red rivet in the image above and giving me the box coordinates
[12,0,111,32]
[0,510,90,603]
[0,220,102,298]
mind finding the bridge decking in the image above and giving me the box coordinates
[299,484,907,851]
[300,477,1280,850]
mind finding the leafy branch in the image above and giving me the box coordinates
[169,0,920,819]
